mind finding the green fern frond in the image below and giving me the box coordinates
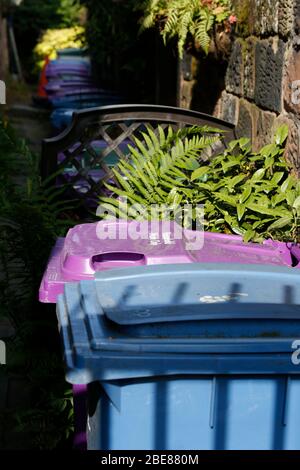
[138,0,232,56]
[163,7,180,37]
[99,123,226,221]
[194,10,214,53]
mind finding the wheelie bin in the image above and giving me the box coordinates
[57,263,300,450]
[39,219,198,449]
[40,220,299,449]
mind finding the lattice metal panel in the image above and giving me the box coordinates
[42,105,236,213]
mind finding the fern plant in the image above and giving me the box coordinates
[99,124,300,244]
[0,116,75,449]
[100,125,224,221]
[138,0,234,57]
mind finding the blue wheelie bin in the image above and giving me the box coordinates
[57,263,300,450]
[50,108,74,131]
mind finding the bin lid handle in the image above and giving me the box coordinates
[104,301,300,326]
[94,263,300,326]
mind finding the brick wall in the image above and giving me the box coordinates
[180,0,300,176]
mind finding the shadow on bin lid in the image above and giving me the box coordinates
[94,263,300,325]
[57,263,300,384]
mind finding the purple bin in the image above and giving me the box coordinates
[191,232,295,265]
[46,68,91,79]
[39,220,299,450]
[45,81,95,94]
[46,61,90,72]
[40,221,298,304]
[39,220,197,303]
[39,220,197,450]
[47,87,105,98]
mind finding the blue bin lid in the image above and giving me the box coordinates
[57,263,300,384]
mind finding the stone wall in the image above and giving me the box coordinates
[0,7,9,81]
[180,0,300,175]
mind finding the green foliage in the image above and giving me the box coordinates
[138,0,234,57]
[83,0,155,98]
[0,117,75,449]
[13,0,83,77]
[14,0,82,34]
[33,26,86,72]
[99,124,300,244]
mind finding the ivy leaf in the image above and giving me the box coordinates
[264,156,275,169]
[191,166,210,181]
[260,143,279,158]
[275,125,289,145]
[267,216,293,231]
[221,160,241,172]
[243,229,256,243]
[238,137,251,148]
[214,192,237,206]
[196,182,214,190]
[226,139,240,152]
[271,192,287,207]
[247,203,289,217]
[251,168,265,182]
[281,176,293,193]
[270,172,285,185]
[240,186,252,203]
[237,203,246,221]
[231,226,246,236]
[286,190,296,206]
[228,174,247,190]
[293,196,300,210]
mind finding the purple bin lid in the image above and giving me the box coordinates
[190,232,293,266]
[47,87,105,97]
[45,81,94,93]
[39,220,297,303]
[46,63,89,71]
[46,69,90,79]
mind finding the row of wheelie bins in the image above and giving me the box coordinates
[39,219,300,450]
[38,48,127,132]
[38,48,130,200]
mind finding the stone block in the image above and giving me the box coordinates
[283,46,300,114]
[278,0,294,37]
[236,99,253,141]
[253,109,276,151]
[225,39,244,96]
[275,114,300,177]
[232,0,255,37]
[220,91,239,125]
[243,37,257,100]
[253,0,279,36]
[295,0,300,34]
[180,79,196,109]
[255,38,285,113]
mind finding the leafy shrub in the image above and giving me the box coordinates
[84,0,156,98]
[99,124,300,244]
[33,26,86,71]
[0,117,75,449]
[138,0,235,57]
[14,0,83,76]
